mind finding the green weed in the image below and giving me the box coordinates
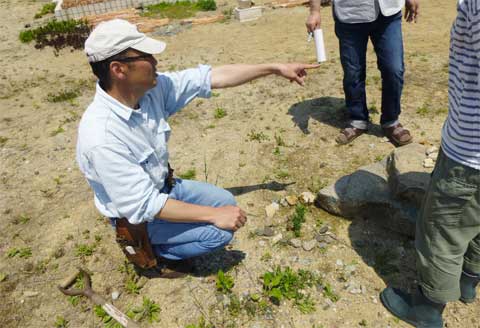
[288,204,307,237]
[247,130,269,142]
[34,3,56,19]
[7,247,32,258]
[128,297,161,323]
[214,107,227,119]
[216,269,234,294]
[54,316,69,328]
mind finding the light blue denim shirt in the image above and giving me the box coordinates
[76,65,212,224]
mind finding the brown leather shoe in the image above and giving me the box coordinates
[383,123,413,147]
[335,126,367,145]
[135,257,194,279]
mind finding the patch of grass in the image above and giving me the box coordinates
[142,1,214,19]
[34,3,56,19]
[275,169,289,179]
[13,214,30,225]
[0,136,8,146]
[47,89,80,103]
[54,316,69,328]
[227,294,241,317]
[125,277,141,294]
[295,294,316,314]
[0,272,8,282]
[275,134,285,146]
[179,168,196,180]
[288,204,307,237]
[262,266,320,309]
[74,243,95,257]
[216,269,234,294]
[197,0,217,11]
[185,316,213,328]
[247,130,269,142]
[7,247,32,258]
[214,107,227,119]
[416,103,431,116]
[19,19,90,52]
[128,297,161,323]
[50,126,65,136]
[322,282,340,302]
[260,252,272,262]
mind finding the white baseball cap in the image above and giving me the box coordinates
[85,19,166,63]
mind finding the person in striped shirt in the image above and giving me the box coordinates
[380,1,480,327]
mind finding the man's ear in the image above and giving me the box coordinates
[110,61,127,81]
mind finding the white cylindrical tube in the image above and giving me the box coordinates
[313,29,327,63]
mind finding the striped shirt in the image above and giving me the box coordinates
[442,0,480,170]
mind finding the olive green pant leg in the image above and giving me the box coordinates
[415,149,480,303]
[464,233,480,275]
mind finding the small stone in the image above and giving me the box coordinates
[255,228,264,236]
[111,291,120,300]
[300,191,315,204]
[361,285,367,294]
[285,195,298,206]
[368,143,375,149]
[315,234,331,243]
[318,242,328,249]
[318,225,329,234]
[428,152,439,161]
[265,202,279,218]
[23,291,39,297]
[336,259,344,267]
[423,158,435,168]
[279,198,289,207]
[381,137,390,143]
[426,145,439,155]
[289,238,302,248]
[344,265,357,275]
[258,240,267,247]
[323,298,334,310]
[302,239,317,251]
[271,233,283,244]
[263,226,275,237]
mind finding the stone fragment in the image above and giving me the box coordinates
[285,195,298,206]
[300,191,315,204]
[265,202,279,218]
[302,240,317,251]
[289,238,302,248]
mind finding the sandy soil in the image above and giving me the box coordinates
[1,0,478,327]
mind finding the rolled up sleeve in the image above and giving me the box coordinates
[87,143,168,224]
[154,64,212,116]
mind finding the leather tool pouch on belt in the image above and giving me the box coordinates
[115,218,157,269]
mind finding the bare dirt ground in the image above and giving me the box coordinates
[1,0,478,327]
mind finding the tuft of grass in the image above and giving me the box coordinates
[128,297,161,323]
[214,107,227,119]
[197,0,217,11]
[46,89,79,103]
[50,126,65,137]
[34,3,56,19]
[142,1,198,19]
[125,277,141,295]
[322,282,340,302]
[262,266,320,308]
[247,130,269,142]
[13,214,30,225]
[216,269,234,294]
[0,136,8,146]
[178,168,196,180]
[7,247,32,258]
[54,316,69,328]
[416,103,431,116]
[185,316,213,328]
[74,244,95,257]
[288,204,307,237]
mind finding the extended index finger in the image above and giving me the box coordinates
[302,63,321,69]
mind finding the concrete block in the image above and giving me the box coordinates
[234,6,263,22]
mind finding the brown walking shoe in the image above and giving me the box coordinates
[383,123,413,147]
[335,126,367,145]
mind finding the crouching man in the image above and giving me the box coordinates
[76,19,319,277]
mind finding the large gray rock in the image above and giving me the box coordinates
[315,143,434,237]
[386,143,432,207]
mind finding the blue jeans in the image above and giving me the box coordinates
[335,12,405,130]
[147,179,235,260]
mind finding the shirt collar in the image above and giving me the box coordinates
[94,83,137,121]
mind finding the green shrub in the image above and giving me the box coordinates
[34,3,56,19]
[197,0,217,11]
